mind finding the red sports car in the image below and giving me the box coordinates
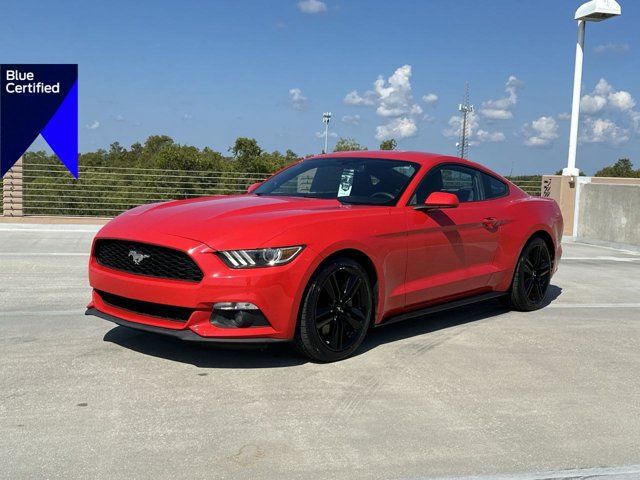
[87,151,563,362]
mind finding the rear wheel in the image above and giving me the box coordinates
[505,237,552,311]
[295,257,373,362]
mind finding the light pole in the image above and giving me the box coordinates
[322,112,332,153]
[563,0,621,177]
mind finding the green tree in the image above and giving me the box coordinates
[553,169,586,176]
[143,135,174,155]
[229,137,262,171]
[379,139,397,150]
[594,158,639,178]
[333,137,367,152]
[285,149,298,163]
[230,137,261,159]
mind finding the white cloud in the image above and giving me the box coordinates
[580,78,636,114]
[443,111,504,145]
[341,114,361,125]
[182,113,192,120]
[422,93,438,107]
[580,118,629,146]
[578,79,640,140]
[115,114,125,122]
[558,112,571,121]
[476,129,506,143]
[594,43,630,55]
[480,75,523,120]
[288,88,307,110]
[86,121,100,130]
[580,79,609,114]
[375,117,417,141]
[345,65,423,140]
[297,0,327,14]
[344,65,420,115]
[609,91,636,111]
[344,90,375,106]
[631,111,640,133]
[580,95,607,115]
[481,109,513,120]
[523,116,559,148]
[372,65,422,117]
[315,130,338,139]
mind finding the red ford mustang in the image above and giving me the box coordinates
[87,151,563,362]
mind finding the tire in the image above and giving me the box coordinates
[295,257,373,362]
[504,237,552,312]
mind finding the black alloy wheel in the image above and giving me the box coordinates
[522,243,552,303]
[506,237,552,311]
[296,257,373,362]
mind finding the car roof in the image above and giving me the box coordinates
[310,150,494,173]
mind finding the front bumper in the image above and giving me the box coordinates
[88,232,317,341]
[85,308,288,344]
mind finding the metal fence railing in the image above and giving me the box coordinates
[508,180,541,196]
[3,161,542,217]
[21,161,270,217]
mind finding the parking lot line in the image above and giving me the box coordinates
[424,463,640,479]
[0,252,90,256]
[562,256,640,262]
[547,303,640,309]
[0,309,86,317]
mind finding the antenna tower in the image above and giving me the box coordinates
[457,84,473,159]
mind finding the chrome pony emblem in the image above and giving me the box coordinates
[128,250,150,265]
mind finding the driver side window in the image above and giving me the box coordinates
[410,164,484,205]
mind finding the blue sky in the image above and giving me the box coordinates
[3,0,639,175]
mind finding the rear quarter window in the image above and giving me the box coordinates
[482,173,508,199]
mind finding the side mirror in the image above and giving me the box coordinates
[416,191,459,210]
[247,182,262,194]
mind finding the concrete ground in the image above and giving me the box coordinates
[1,224,640,480]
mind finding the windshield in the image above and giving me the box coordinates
[253,158,420,206]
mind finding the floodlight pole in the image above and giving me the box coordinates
[324,121,329,153]
[563,0,622,176]
[563,20,586,177]
[322,112,332,153]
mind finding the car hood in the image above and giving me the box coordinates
[98,194,370,249]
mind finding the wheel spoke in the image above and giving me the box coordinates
[330,320,343,350]
[533,246,542,267]
[533,280,544,301]
[349,306,366,323]
[523,262,534,276]
[324,273,341,303]
[524,258,535,273]
[343,312,362,330]
[343,275,362,302]
[315,307,334,329]
[524,278,535,297]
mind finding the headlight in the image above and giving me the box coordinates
[216,246,304,268]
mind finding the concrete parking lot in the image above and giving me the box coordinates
[1,223,640,479]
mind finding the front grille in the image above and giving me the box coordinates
[97,290,194,322]
[94,239,204,282]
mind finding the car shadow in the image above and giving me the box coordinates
[359,285,562,356]
[103,328,306,368]
[103,285,562,368]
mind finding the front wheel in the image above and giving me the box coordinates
[504,237,552,311]
[295,257,373,362]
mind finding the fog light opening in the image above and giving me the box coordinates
[211,302,269,328]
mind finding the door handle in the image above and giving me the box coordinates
[482,217,499,229]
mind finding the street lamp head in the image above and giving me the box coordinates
[575,0,621,22]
